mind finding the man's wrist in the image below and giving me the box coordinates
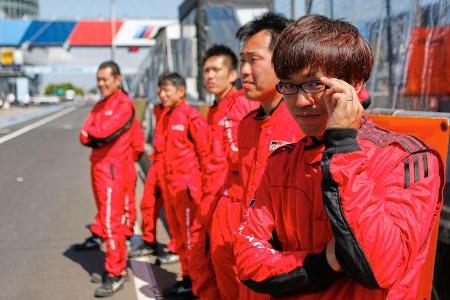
[326,240,342,272]
[303,248,341,289]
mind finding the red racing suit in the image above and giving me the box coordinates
[140,104,170,245]
[156,99,209,278]
[123,117,145,238]
[210,100,305,300]
[233,117,444,300]
[80,90,135,276]
[190,89,258,299]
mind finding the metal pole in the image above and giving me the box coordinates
[111,0,116,61]
[196,0,207,101]
[305,0,314,15]
[291,0,296,19]
[386,0,394,104]
[329,0,334,18]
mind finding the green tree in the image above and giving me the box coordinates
[44,83,85,96]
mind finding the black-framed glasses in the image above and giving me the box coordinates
[276,80,328,95]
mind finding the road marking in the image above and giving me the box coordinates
[0,105,78,145]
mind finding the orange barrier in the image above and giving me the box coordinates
[405,26,450,96]
[370,114,449,300]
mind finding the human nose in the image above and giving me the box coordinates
[205,70,214,79]
[240,61,251,77]
[294,92,314,108]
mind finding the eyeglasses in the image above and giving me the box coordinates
[276,80,328,95]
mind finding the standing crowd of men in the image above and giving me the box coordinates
[76,12,444,300]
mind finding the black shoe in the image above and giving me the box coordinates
[162,277,194,298]
[155,251,179,265]
[128,242,157,258]
[94,274,125,297]
[91,270,129,284]
[74,234,102,251]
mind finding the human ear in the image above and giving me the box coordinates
[229,69,238,83]
[352,80,364,94]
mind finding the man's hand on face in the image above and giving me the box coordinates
[320,77,363,130]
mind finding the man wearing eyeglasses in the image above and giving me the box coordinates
[232,15,444,299]
[208,13,305,300]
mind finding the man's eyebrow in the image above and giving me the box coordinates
[283,70,318,82]
[240,50,258,56]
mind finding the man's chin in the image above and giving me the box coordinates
[243,89,260,101]
[299,125,325,138]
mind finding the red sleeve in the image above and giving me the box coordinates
[148,152,164,188]
[225,97,258,169]
[225,113,250,172]
[188,111,209,176]
[223,96,258,170]
[80,112,97,147]
[233,169,339,296]
[131,118,145,160]
[322,128,444,289]
[86,98,134,140]
[140,162,158,213]
[79,128,90,146]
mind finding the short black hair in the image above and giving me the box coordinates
[202,44,238,70]
[98,60,121,76]
[159,72,186,89]
[236,12,292,50]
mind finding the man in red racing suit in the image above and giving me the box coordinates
[209,14,305,300]
[139,104,165,250]
[232,15,444,300]
[156,72,209,299]
[89,116,144,244]
[78,61,136,297]
[189,45,258,300]
[129,98,177,258]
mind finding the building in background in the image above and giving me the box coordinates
[0,0,39,18]
[179,0,272,102]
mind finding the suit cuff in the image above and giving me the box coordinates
[303,248,341,290]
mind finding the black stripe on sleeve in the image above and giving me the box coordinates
[413,154,420,183]
[404,157,410,188]
[88,110,135,146]
[109,163,115,180]
[321,153,379,289]
[422,153,429,178]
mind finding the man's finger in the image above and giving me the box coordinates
[320,77,351,95]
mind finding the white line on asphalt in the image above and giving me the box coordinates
[0,105,79,145]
